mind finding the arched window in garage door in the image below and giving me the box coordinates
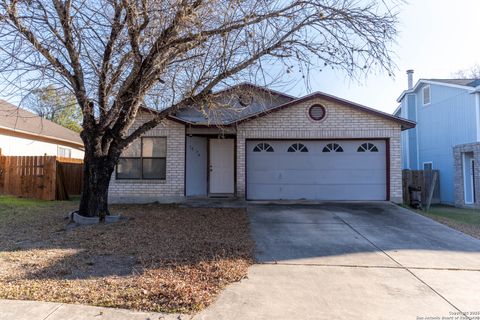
[322,143,344,152]
[287,143,309,152]
[253,142,274,152]
[357,143,379,152]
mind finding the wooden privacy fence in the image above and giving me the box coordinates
[0,155,83,201]
[402,169,440,208]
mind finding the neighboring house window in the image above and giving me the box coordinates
[117,137,167,179]
[253,143,274,152]
[423,162,433,171]
[322,143,344,152]
[422,85,431,105]
[57,146,71,158]
[357,143,378,152]
[287,143,308,152]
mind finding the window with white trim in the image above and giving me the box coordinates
[422,85,431,105]
[117,137,167,180]
[357,143,378,152]
[322,143,343,152]
[253,142,274,152]
[57,146,71,158]
[287,143,308,152]
[423,162,433,171]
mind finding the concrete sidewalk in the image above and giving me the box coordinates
[0,299,190,320]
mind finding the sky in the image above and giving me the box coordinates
[3,1,480,115]
[281,0,480,114]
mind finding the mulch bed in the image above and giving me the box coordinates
[0,202,254,313]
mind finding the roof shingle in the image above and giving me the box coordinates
[0,99,83,146]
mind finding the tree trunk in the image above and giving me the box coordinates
[78,153,116,219]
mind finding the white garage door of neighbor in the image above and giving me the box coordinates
[246,140,387,201]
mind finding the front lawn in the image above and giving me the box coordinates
[416,205,480,239]
[0,195,254,313]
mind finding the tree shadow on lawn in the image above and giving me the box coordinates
[0,202,254,313]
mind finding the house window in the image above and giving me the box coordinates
[423,162,433,171]
[287,143,308,152]
[253,142,274,152]
[308,104,326,121]
[117,137,167,180]
[322,143,343,152]
[422,85,431,105]
[357,143,378,152]
[57,146,71,158]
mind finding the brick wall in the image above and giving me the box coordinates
[453,142,480,208]
[109,97,405,203]
[108,114,185,203]
[236,97,403,202]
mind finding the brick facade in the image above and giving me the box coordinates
[109,97,405,203]
[108,114,185,203]
[453,143,480,208]
[236,97,403,202]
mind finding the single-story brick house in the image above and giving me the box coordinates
[108,84,415,203]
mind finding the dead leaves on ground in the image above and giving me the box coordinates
[0,203,254,313]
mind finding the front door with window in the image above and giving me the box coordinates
[464,153,475,204]
[209,139,234,194]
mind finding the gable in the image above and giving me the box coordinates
[237,92,414,131]
[397,79,477,102]
[238,96,403,132]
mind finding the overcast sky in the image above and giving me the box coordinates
[282,0,480,113]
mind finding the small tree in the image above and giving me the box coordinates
[0,0,399,218]
[25,85,82,132]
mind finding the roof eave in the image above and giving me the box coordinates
[0,125,84,149]
[398,79,478,102]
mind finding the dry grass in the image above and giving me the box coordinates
[0,196,254,313]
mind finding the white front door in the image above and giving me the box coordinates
[209,139,234,194]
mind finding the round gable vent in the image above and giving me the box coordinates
[308,104,326,121]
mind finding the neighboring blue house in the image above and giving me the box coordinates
[395,70,480,207]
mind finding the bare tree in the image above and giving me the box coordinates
[0,0,399,218]
[452,64,480,79]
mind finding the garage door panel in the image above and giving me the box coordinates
[248,154,385,170]
[247,169,386,185]
[249,184,386,201]
[246,140,387,201]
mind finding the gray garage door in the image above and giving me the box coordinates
[246,140,387,200]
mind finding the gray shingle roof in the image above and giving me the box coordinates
[427,79,480,87]
[169,83,415,130]
[0,99,83,146]
[170,83,295,125]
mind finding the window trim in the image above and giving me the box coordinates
[422,85,431,106]
[253,142,274,152]
[423,161,433,171]
[116,136,167,180]
[357,142,379,152]
[322,143,344,153]
[308,104,326,121]
[57,146,72,158]
[287,143,308,153]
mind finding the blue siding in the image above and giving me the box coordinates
[407,94,418,169]
[400,83,478,204]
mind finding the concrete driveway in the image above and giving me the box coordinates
[195,202,480,320]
